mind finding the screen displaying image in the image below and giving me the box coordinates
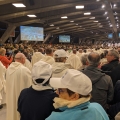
[119,33,120,38]
[108,33,113,39]
[20,26,44,41]
[59,35,70,43]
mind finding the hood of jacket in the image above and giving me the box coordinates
[82,65,106,85]
[52,62,68,73]
[7,62,23,75]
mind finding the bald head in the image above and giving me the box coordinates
[15,53,26,64]
[88,52,100,67]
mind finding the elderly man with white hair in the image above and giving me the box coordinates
[6,53,32,120]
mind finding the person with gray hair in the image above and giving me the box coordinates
[101,49,120,86]
[6,53,32,120]
[80,53,89,70]
[81,52,113,111]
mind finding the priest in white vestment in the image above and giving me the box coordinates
[6,53,32,120]
[66,49,82,70]
[24,58,32,71]
[0,61,6,109]
[31,51,44,66]
[41,48,55,65]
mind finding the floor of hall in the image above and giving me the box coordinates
[0,105,6,120]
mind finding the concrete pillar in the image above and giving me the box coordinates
[14,35,20,43]
[1,24,16,43]
[43,33,51,43]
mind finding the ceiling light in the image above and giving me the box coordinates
[61,16,68,19]
[76,24,78,25]
[99,25,103,27]
[114,4,117,7]
[98,23,101,25]
[27,15,36,17]
[117,20,119,22]
[90,17,95,19]
[106,17,109,20]
[94,21,98,22]
[110,25,113,27]
[84,12,91,15]
[50,24,54,26]
[114,12,117,15]
[12,3,26,7]
[104,12,108,15]
[116,17,118,19]
[80,26,82,27]
[70,21,74,22]
[102,5,105,8]
[76,5,84,9]
[96,0,100,1]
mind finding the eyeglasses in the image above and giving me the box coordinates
[57,88,66,94]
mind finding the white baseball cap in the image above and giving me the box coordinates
[54,49,67,58]
[32,61,52,85]
[50,69,92,95]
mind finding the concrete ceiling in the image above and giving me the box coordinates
[0,0,120,42]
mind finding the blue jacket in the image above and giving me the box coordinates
[46,102,109,120]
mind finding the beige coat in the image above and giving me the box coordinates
[6,62,32,120]
[0,61,6,105]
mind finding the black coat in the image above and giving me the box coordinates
[108,80,120,118]
[101,59,119,86]
[18,86,58,120]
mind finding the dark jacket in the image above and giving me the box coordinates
[81,66,114,110]
[101,59,119,86]
[108,80,120,118]
[18,86,58,120]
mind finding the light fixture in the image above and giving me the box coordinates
[102,5,105,8]
[76,5,84,9]
[114,4,117,7]
[106,17,109,20]
[94,21,98,22]
[99,25,103,27]
[114,12,117,15]
[50,24,54,27]
[80,26,82,27]
[61,16,68,19]
[110,25,113,27]
[84,12,91,15]
[98,23,101,25]
[76,24,78,25]
[12,3,26,7]
[116,17,118,19]
[90,17,95,19]
[104,12,108,15]
[70,21,74,22]
[96,0,100,1]
[27,15,36,17]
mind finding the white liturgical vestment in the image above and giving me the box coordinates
[0,61,6,105]
[6,62,32,120]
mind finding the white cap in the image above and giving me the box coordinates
[50,69,92,95]
[32,61,52,85]
[54,49,67,58]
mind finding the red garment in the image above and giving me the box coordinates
[0,55,13,68]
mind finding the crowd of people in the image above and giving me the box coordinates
[1,42,120,120]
